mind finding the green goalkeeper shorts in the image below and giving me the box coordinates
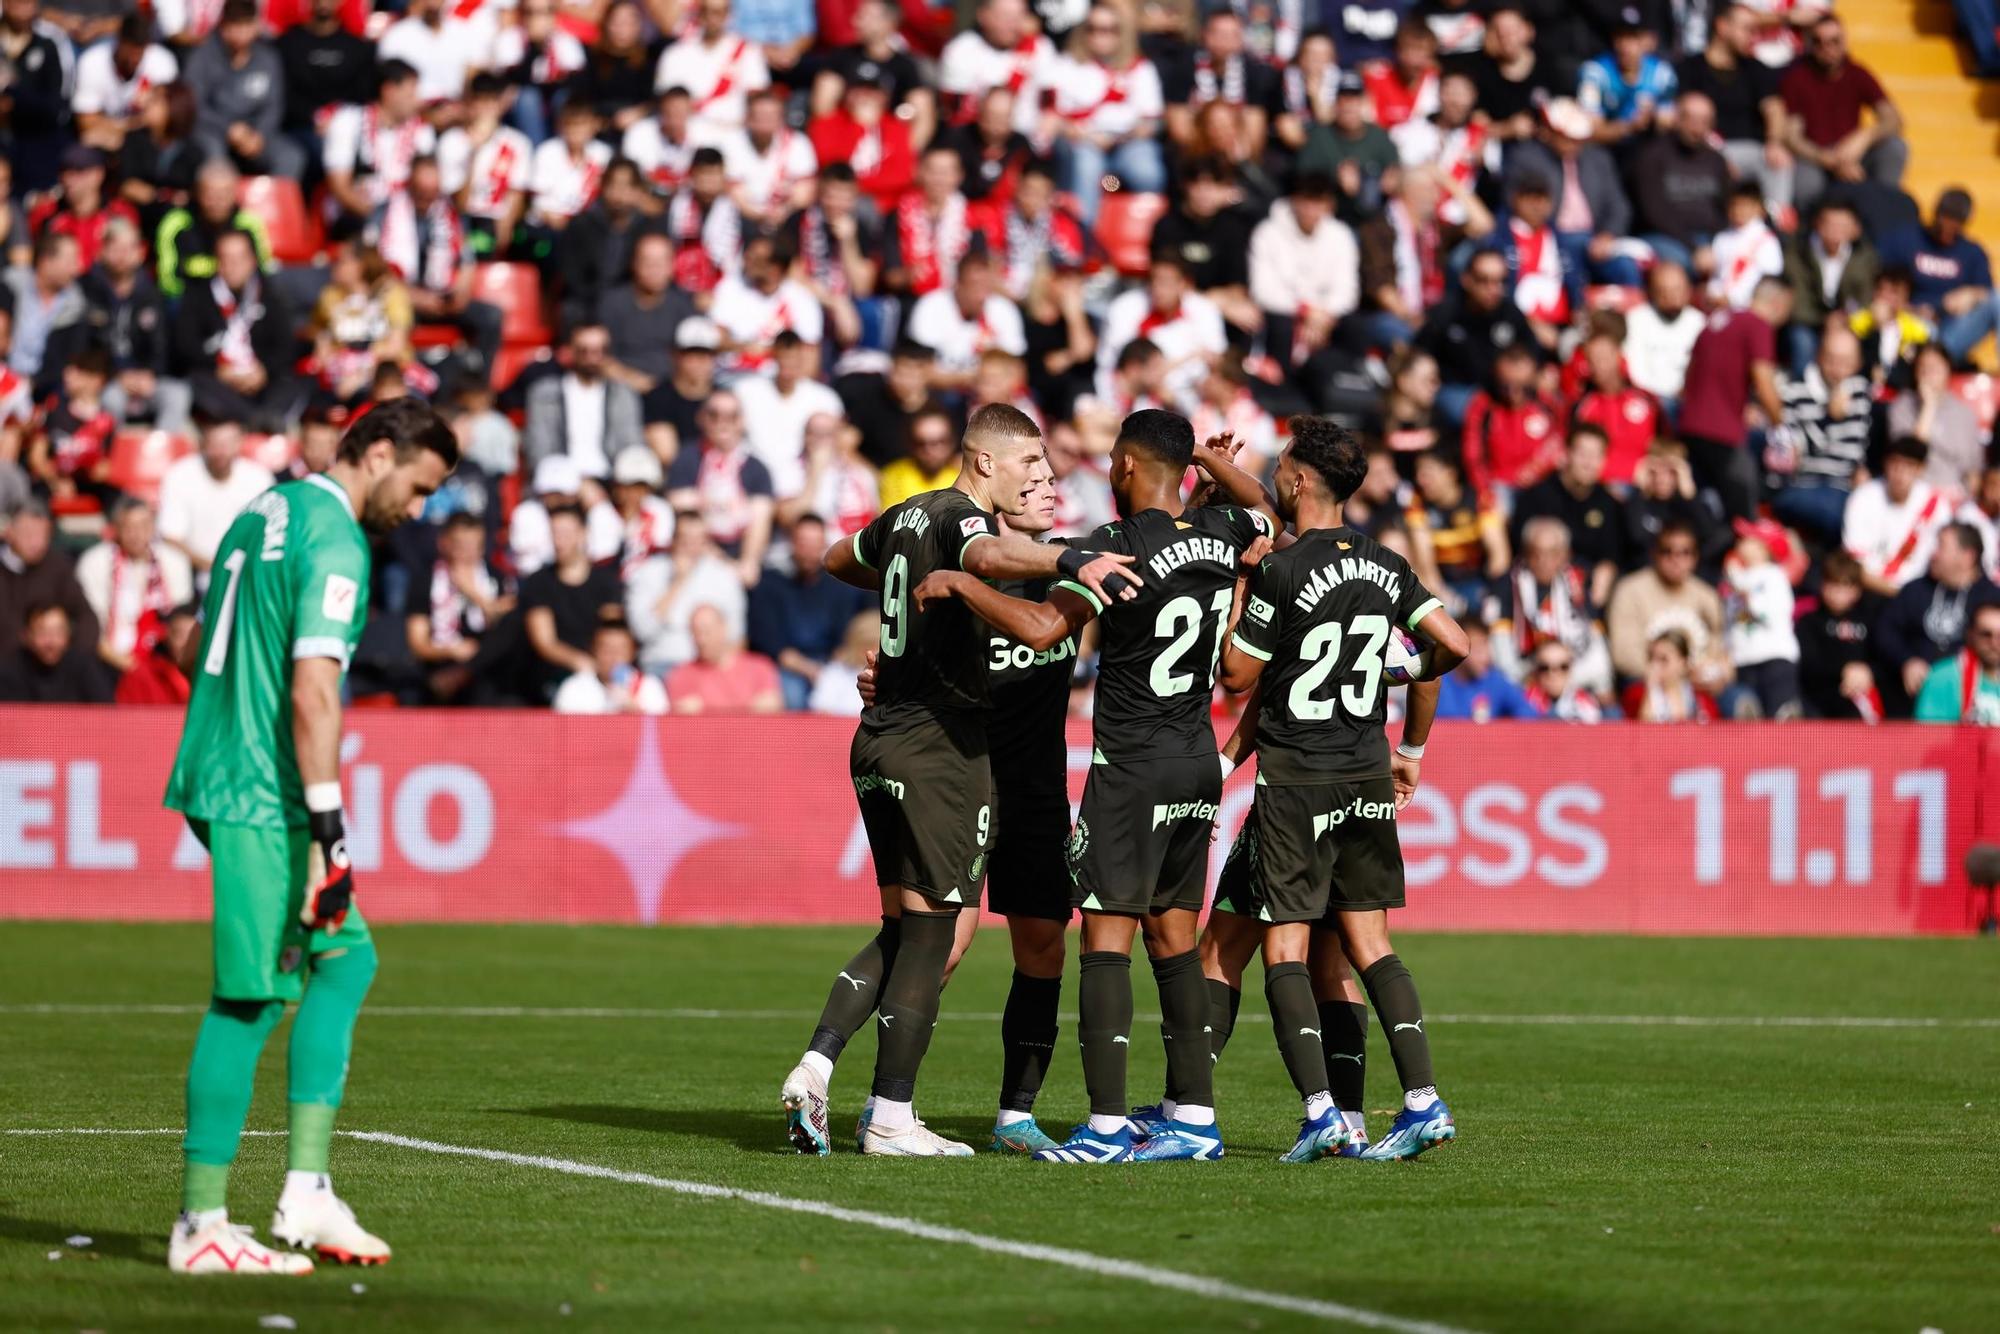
[192,819,372,1003]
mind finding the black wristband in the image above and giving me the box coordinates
[1056,547,1092,580]
[309,808,345,848]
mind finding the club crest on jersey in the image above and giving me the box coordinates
[1152,800,1219,830]
[322,575,359,623]
[1066,819,1089,882]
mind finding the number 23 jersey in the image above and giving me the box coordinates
[850,486,1001,732]
[1232,526,1441,784]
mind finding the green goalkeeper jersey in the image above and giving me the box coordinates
[165,474,371,831]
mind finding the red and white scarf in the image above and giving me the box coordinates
[377,191,462,291]
[621,501,673,578]
[1387,199,1443,313]
[732,291,793,373]
[428,561,499,648]
[697,447,758,543]
[1281,64,1336,120]
[359,104,425,197]
[1509,218,1569,325]
[1435,120,1488,225]
[1509,565,1591,659]
[210,277,260,373]
[668,190,737,292]
[1190,51,1245,106]
[108,544,171,654]
[896,191,968,296]
[798,206,849,298]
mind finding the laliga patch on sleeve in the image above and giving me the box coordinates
[960,515,989,539]
[1252,509,1275,536]
[1246,595,1276,625]
[322,574,359,623]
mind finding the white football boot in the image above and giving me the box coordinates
[168,1213,314,1275]
[781,1061,833,1156]
[859,1116,975,1157]
[271,1184,392,1265]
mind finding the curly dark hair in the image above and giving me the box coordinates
[1286,415,1368,501]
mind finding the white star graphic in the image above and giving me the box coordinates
[552,721,742,924]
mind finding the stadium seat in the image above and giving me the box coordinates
[107,429,194,507]
[473,263,551,347]
[1094,191,1168,279]
[237,175,319,266]
[411,324,464,351]
[492,344,551,393]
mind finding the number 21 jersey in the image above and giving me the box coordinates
[1231,526,1440,784]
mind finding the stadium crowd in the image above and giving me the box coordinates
[0,0,1996,722]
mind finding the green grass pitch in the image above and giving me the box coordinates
[1,922,1994,1333]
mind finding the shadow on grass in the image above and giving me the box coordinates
[503,1104,787,1154]
[0,1209,153,1264]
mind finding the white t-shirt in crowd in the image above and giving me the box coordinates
[157,456,277,570]
[510,495,624,575]
[377,16,493,101]
[1622,303,1706,401]
[1844,478,1952,590]
[321,104,437,206]
[553,667,668,715]
[624,551,747,671]
[437,124,534,221]
[1722,560,1799,667]
[75,541,194,656]
[72,42,178,118]
[709,276,825,373]
[731,374,844,498]
[1050,56,1164,139]
[938,29,1057,135]
[528,138,612,223]
[905,291,1028,375]
[654,32,769,139]
[718,127,817,218]
[1095,288,1227,413]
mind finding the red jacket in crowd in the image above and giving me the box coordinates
[1571,386,1659,486]
[1461,391,1564,499]
[809,111,916,214]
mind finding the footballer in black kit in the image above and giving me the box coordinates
[982,568,1078,922]
[1217,415,1471,1164]
[779,404,1142,1160]
[914,409,1280,1165]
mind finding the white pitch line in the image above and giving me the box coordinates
[349,1130,1479,1334]
[0,1126,1477,1334]
[2,1002,1995,1029]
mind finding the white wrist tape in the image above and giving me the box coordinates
[1395,742,1426,761]
[1218,754,1236,780]
[304,783,344,814]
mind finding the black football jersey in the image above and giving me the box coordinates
[986,570,1078,786]
[1059,505,1273,762]
[852,487,1002,730]
[1231,526,1441,783]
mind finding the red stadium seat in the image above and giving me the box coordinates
[492,344,551,392]
[472,263,551,347]
[237,175,319,265]
[411,324,463,351]
[1094,191,1168,278]
[107,429,194,507]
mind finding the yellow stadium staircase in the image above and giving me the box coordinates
[1844,0,2000,249]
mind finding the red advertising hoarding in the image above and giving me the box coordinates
[0,709,1989,934]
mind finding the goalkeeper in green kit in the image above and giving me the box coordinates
[161,400,457,1276]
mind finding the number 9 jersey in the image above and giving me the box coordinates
[1231,526,1441,786]
[846,487,1001,906]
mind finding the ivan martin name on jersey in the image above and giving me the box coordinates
[1294,555,1403,612]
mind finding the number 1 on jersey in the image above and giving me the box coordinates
[201,549,248,677]
[1150,588,1234,697]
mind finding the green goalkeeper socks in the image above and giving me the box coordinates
[182,997,284,1212]
[287,941,379,1172]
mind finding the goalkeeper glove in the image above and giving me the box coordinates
[303,807,354,932]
